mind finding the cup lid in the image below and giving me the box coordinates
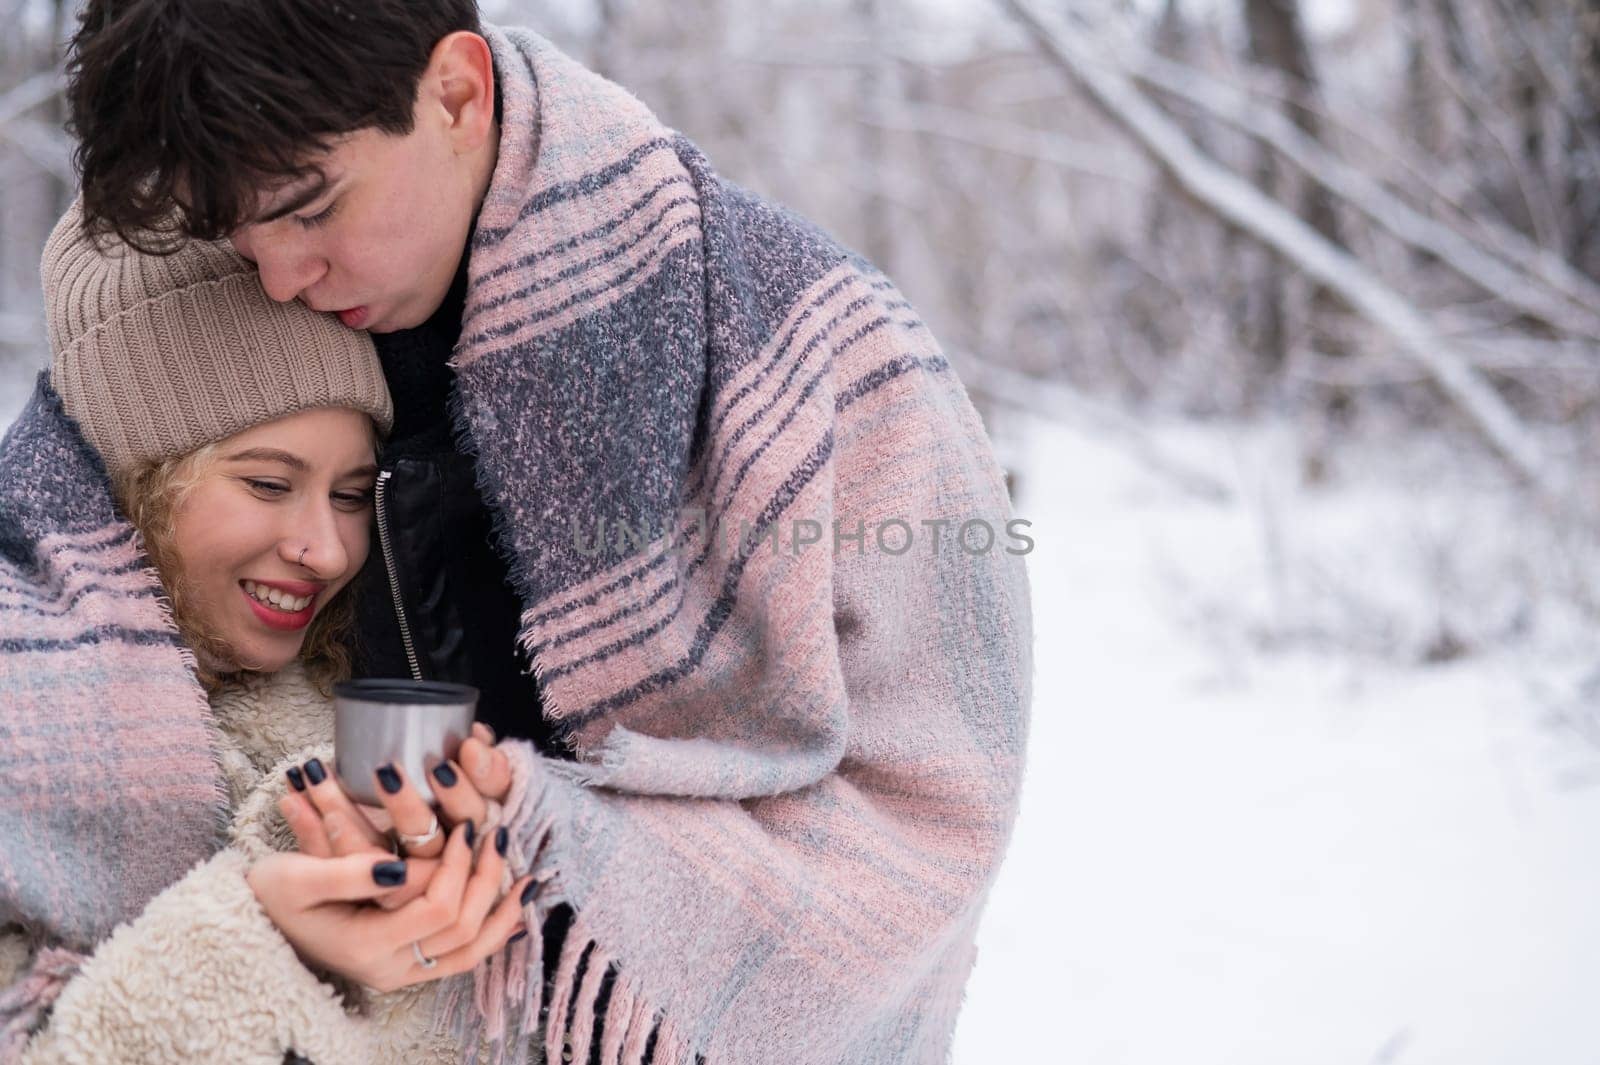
[334,678,480,705]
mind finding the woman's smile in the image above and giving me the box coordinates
[240,578,324,631]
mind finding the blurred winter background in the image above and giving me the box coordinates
[5,0,1600,1060]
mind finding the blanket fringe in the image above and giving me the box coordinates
[539,912,700,1065]
[485,946,510,1046]
[652,1016,695,1065]
[433,974,465,1034]
[505,919,537,1035]
[438,907,702,1065]
[564,938,609,1065]
[595,974,636,1065]
[435,721,705,1065]
[615,991,654,1065]
[0,946,85,1059]
[542,931,586,1061]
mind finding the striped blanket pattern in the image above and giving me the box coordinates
[0,379,227,1049]
[447,27,1032,1065]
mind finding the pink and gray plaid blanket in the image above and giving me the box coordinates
[444,27,1033,1065]
[0,380,228,1052]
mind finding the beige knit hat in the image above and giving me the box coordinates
[42,199,393,482]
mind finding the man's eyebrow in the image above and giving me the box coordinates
[222,447,310,472]
[252,177,333,225]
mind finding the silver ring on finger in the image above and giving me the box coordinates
[412,941,438,970]
[396,813,441,852]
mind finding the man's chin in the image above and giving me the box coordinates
[364,309,416,334]
[371,287,457,333]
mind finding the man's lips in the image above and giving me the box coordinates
[337,306,371,329]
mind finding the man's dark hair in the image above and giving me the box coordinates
[66,0,481,251]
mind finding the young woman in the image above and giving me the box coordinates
[0,205,529,1063]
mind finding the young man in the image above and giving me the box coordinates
[62,2,1032,1063]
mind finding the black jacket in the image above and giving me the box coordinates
[350,265,567,757]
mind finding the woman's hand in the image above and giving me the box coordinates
[281,723,514,862]
[246,821,532,994]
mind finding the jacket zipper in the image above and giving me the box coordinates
[373,469,423,682]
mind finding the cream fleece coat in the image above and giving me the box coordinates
[0,664,516,1064]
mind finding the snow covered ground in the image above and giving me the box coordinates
[953,413,1600,1064]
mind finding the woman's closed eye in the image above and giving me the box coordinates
[243,477,290,498]
[241,478,369,511]
[331,488,373,511]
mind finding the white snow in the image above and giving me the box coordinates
[953,414,1600,1063]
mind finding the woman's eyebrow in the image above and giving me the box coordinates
[222,447,309,472]
[341,463,380,480]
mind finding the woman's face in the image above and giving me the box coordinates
[168,407,378,673]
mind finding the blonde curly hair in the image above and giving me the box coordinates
[112,445,360,695]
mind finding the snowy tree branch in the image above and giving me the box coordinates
[860,101,1147,184]
[0,71,71,181]
[0,72,62,130]
[2,115,73,181]
[997,0,1556,494]
[1129,53,1600,338]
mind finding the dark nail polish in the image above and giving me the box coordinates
[431,762,458,788]
[372,861,406,887]
[508,930,528,945]
[376,764,402,795]
[464,820,476,849]
[285,766,307,792]
[495,826,509,857]
[303,758,327,786]
[520,879,538,906]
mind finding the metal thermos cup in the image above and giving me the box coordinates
[332,679,479,806]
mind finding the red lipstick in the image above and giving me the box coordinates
[239,579,320,632]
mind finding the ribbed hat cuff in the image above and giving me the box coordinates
[53,273,393,481]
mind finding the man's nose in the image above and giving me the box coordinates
[234,228,326,304]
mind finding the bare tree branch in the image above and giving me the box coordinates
[0,71,62,130]
[997,0,1556,493]
[1,114,73,180]
[1130,53,1600,338]
[860,101,1147,184]
[1287,341,1600,389]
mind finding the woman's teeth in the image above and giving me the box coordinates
[243,580,313,613]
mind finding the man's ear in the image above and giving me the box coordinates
[423,31,496,154]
